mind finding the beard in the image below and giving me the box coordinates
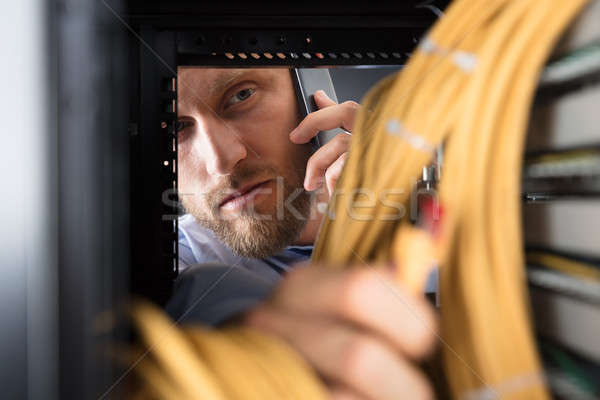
[181,163,312,259]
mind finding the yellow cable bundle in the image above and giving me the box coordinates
[313,0,589,398]
[129,301,328,399]
[128,1,591,398]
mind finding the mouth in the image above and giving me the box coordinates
[219,179,273,211]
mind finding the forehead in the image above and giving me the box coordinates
[178,67,245,95]
[177,67,288,98]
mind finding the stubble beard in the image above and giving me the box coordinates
[182,165,312,259]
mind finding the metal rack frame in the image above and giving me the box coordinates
[125,0,444,305]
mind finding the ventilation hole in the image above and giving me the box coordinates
[379,52,389,59]
[315,52,324,59]
[305,36,312,44]
[250,52,260,59]
[276,52,286,59]
[290,52,299,59]
[237,52,248,59]
[172,180,176,189]
[263,52,273,59]
[173,220,177,233]
[340,52,350,59]
[225,52,235,59]
[172,159,176,174]
[366,52,376,59]
[302,52,311,59]
[353,52,363,59]
[163,160,169,166]
[172,138,176,152]
[211,52,217,56]
[392,52,402,59]
[328,52,337,59]
[160,121,167,129]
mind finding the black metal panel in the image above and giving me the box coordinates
[129,27,179,305]
[56,0,129,398]
[176,28,423,66]
[126,0,445,19]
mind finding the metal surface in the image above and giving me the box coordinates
[56,0,129,398]
[1,1,57,399]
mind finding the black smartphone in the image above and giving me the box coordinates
[291,68,347,151]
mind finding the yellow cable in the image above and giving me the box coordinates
[128,1,591,398]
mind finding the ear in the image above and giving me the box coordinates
[313,90,337,109]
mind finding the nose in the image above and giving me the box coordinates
[191,116,248,176]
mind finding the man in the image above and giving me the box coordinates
[168,67,437,399]
[175,67,353,279]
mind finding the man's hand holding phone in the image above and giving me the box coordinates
[289,90,357,197]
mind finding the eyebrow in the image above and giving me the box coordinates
[206,70,249,98]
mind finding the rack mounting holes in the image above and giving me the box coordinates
[250,52,260,59]
[225,52,235,59]
[263,52,273,59]
[237,52,248,59]
[276,52,286,59]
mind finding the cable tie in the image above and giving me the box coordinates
[419,37,438,53]
[461,372,545,400]
[386,119,435,153]
[453,51,478,72]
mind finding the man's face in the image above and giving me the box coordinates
[177,68,313,258]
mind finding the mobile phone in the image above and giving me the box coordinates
[291,68,347,150]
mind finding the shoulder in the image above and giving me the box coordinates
[178,214,233,269]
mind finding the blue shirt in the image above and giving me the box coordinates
[177,213,313,282]
[168,214,438,325]
[167,214,313,325]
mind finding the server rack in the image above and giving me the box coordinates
[8,0,598,398]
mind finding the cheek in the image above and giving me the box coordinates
[178,149,205,194]
[243,94,299,149]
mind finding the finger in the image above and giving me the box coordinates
[271,266,438,359]
[304,134,351,191]
[313,89,337,109]
[325,152,349,196]
[245,307,433,400]
[290,100,359,144]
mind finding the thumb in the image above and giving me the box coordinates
[313,90,337,109]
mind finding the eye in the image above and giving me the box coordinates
[225,87,256,108]
[175,120,193,133]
